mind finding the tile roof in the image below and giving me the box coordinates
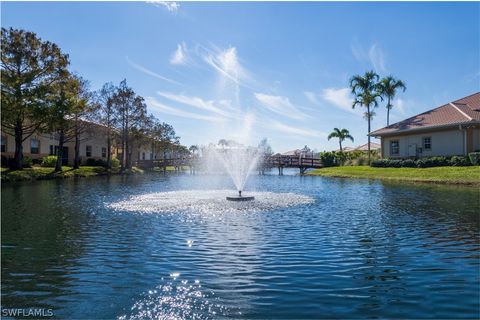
[353,142,381,151]
[370,92,480,136]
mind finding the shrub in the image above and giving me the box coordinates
[41,155,58,167]
[401,159,416,168]
[468,152,480,165]
[319,151,337,167]
[371,159,388,167]
[449,155,470,166]
[110,157,120,168]
[416,156,448,168]
[23,157,33,168]
[86,158,107,167]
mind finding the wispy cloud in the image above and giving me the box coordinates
[320,87,360,115]
[351,42,387,73]
[269,121,325,138]
[126,56,181,85]
[304,91,320,105]
[146,97,224,123]
[393,98,405,115]
[202,46,258,91]
[255,93,309,120]
[147,1,179,13]
[157,91,232,117]
[170,42,188,65]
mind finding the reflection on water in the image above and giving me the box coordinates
[1,174,479,319]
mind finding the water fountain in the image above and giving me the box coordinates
[210,144,259,201]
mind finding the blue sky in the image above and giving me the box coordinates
[2,1,479,152]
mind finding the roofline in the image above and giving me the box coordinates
[449,103,473,121]
[369,91,480,138]
[369,121,480,137]
[453,91,480,103]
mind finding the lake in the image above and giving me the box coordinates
[1,173,479,319]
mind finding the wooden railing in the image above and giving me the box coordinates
[136,155,323,170]
[263,155,323,168]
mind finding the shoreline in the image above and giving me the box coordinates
[307,166,480,187]
[0,166,146,183]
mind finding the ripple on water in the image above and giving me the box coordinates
[106,190,315,214]
[118,278,227,320]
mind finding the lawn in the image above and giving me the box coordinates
[1,166,144,182]
[308,166,480,186]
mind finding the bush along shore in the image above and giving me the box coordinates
[1,166,145,183]
[1,156,145,182]
[308,153,480,186]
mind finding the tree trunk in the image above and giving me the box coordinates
[55,131,65,172]
[121,129,126,173]
[13,122,24,170]
[339,140,343,152]
[387,97,391,126]
[106,134,111,169]
[73,132,80,169]
[367,105,371,164]
[73,124,80,169]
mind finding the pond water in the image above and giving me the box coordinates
[1,173,479,319]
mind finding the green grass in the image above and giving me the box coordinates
[152,166,190,172]
[307,165,480,186]
[1,165,143,182]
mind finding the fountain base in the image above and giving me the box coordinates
[226,195,255,201]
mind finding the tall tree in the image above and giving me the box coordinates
[69,76,95,169]
[378,76,406,126]
[327,128,354,152]
[111,80,147,172]
[350,71,381,163]
[93,82,117,168]
[46,74,83,172]
[1,27,69,169]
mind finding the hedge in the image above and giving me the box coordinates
[371,155,474,168]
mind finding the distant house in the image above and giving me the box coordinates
[337,142,381,152]
[281,149,301,156]
[370,92,480,158]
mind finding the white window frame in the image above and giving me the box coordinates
[30,138,40,154]
[390,140,399,156]
[1,135,6,153]
[86,145,92,157]
[423,136,432,151]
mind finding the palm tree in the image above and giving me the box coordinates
[378,76,406,126]
[328,128,354,152]
[350,70,381,163]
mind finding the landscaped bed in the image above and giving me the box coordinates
[307,165,480,186]
[0,166,144,182]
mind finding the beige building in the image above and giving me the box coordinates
[1,121,112,166]
[370,92,480,158]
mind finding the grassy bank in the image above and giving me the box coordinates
[1,166,144,182]
[307,166,480,186]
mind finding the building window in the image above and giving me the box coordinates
[150,153,153,160]
[390,140,399,155]
[1,136,6,153]
[142,152,145,160]
[30,139,40,154]
[102,147,107,158]
[423,137,432,151]
[86,145,92,157]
